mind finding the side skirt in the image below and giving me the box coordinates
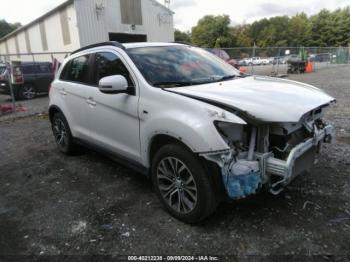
[73,137,149,177]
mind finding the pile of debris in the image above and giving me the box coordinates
[0,104,27,115]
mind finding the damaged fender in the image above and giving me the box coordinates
[139,91,247,168]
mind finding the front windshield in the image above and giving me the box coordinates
[127,45,240,88]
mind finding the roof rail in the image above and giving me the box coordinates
[71,41,125,55]
[172,41,195,46]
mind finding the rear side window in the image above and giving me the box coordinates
[21,65,36,74]
[93,52,134,87]
[61,55,90,84]
[38,64,52,73]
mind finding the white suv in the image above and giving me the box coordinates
[49,42,335,223]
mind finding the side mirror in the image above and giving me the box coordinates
[98,75,128,94]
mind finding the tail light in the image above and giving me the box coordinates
[15,76,24,84]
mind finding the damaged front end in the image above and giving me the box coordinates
[201,108,336,199]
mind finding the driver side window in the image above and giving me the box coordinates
[93,52,134,88]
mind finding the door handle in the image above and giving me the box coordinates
[86,97,96,107]
[59,88,67,96]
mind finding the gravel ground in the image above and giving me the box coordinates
[0,66,350,259]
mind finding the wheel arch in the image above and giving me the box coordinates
[49,105,64,123]
[148,133,194,167]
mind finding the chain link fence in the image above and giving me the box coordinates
[0,51,70,66]
[222,46,350,76]
[0,52,70,115]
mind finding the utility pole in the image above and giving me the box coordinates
[7,64,16,113]
[251,42,256,75]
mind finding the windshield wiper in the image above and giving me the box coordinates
[152,81,196,87]
[217,75,237,81]
[153,75,238,87]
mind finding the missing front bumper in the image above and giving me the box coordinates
[263,124,336,194]
[202,124,336,198]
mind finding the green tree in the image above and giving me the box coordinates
[232,25,252,47]
[0,20,21,38]
[174,29,191,43]
[268,16,290,45]
[191,15,233,48]
[188,6,350,48]
[309,10,331,46]
[288,13,311,46]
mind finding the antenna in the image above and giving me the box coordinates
[164,0,170,8]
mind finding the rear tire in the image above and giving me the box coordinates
[19,84,36,100]
[151,143,218,223]
[51,112,75,155]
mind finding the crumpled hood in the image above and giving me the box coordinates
[168,76,335,122]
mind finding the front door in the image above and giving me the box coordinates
[85,51,141,162]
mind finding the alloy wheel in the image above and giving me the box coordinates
[53,118,67,146]
[22,85,35,99]
[157,157,198,214]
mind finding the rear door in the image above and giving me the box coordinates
[21,65,36,86]
[35,63,54,93]
[56,54,91,140]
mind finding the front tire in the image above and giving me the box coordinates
[151,143,217,223]
[51,112,75,155]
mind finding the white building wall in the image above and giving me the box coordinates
[0,42,6,62]
[142,0,174,42]
[75,0,174,46]
[74,0,109,45]
[66,3,81,50]
[0,2,79,63]
[0,0,173,63]
[6,38,16,54]
[16,32,32,62]
[17,32,27,53]
[26,25,43,53]
[45,4,80,53]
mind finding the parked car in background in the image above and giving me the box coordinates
[0,62,54,100]
[239,57,252,66]
[260,57,270,65]
[272,56,287,65]
[49,42,335,223]
[267,57,275,64]
[286,54,301,62]
[206,48,239,69]
[0,63,9,93]
[309,53,331,62]
[239,57,268,66]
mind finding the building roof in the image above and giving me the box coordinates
[149,0,174,14]
[0,0,174,43]
[0,0,73,43]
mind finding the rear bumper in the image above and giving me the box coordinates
[264,124,335,193]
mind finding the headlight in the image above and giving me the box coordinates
[214,121,247,147]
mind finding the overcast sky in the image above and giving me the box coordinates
[0,0,349,31]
